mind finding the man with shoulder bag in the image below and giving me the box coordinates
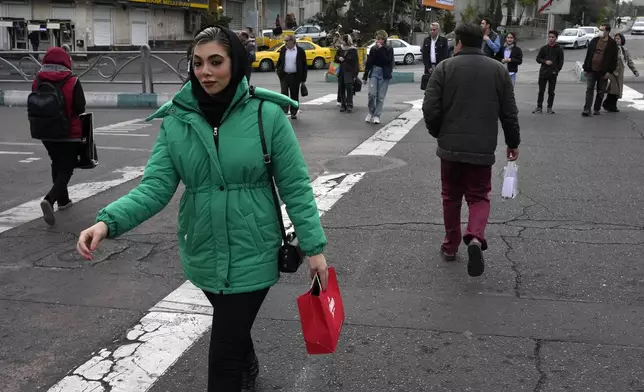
[27,47,87,226]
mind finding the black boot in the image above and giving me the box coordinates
[241,351,259,392]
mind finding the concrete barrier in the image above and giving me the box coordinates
[0,90,173,108]
[324,71,416,84]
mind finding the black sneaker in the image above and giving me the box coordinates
[582,110,591,117]
[290,114,297,119]
[593,110,601,115]
[532,107,543,114]
[241,351,259,392]
[467,241,485,277]
[40,199,55,226]
[546,107,555,114]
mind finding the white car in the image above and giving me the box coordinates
[580,26,600,41]
[556,28,589,49]
[364,38,422,65]
[294,24,329,46]
[632,21,644,35]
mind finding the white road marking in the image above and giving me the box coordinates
[0,151,33,155]
[0,166,144,233]
[300,94,337,105]
[46,98,425,392]
[94,133,150,137]
[0,142,151,152]
[622,85,644,111]
[19,157,41,163]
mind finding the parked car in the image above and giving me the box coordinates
[579,26,600,41]
[632,21,644,35]
[294,24,329,46]
[251,40,332,71]
[364,38,422,65]
[255,29,296,51]
[557,28,590,49]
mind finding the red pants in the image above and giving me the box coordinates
[440,159,492,254]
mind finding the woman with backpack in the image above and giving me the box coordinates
[76,26,329,392]
[30,47,86,226]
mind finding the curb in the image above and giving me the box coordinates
[0,90,173,108]
[324,71,415,84]
[574,61,587,82]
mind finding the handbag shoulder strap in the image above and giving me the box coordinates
[257,100,288,243]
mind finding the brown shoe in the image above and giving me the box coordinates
[441,247,456,262]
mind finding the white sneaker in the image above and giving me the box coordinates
[336,102,341,106]
[365,114,372,123]
[373,116,381,124]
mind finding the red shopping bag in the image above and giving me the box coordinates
[297,267,345,355]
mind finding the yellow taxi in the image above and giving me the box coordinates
[255,30,296,51]
[252,39,333,72]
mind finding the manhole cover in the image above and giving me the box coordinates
[321,155,407,174]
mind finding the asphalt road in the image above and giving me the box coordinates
[2,79,644,391]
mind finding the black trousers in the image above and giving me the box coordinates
[585,72,608,112]
[603,93,619,110]
[279,73,300,115]
[42,141,78,206]
[537,75,558,109]
[204,288,269,392]
[338,73,354,109]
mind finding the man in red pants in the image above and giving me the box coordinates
[423,23,520,277]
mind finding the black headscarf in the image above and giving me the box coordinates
[189,25,249,128]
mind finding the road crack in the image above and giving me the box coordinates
[501,236,522,298]
[533,339,547,392]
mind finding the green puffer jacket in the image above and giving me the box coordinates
[96,79,327,294]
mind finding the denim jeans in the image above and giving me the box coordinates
[509,73,516,87]
[368,66,390,117]
[584,72,608,112]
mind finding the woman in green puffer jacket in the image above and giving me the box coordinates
[76,26,328,392]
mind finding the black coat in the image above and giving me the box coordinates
[422,35,449,68]
[276,45,308,82]
[536,44,565,77]
[334,47,360,78]
[583,37,618,75]
[495,45,523,73]
[423,47,520,166]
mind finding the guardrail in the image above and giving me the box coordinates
[0,45,187,93]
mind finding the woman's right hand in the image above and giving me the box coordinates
[77,222,109,260]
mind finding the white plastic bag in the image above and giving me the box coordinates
[501,161,518,199]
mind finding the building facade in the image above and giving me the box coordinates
[0,0,207,51]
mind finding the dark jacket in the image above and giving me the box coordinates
[482,30,501,58]
[334,47,359,80]
[495,45,523,73]
[276,45,308,82]
[536,44,564,77]
[422,47,520,166]
[583,36,619,75]
[364,43,394,80]
[422,35,449,69]
[32,47,86,139]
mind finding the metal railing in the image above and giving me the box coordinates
[0,45,188,93]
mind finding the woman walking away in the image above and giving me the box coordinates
[29,47,86,226]
[363,30,394,124]
[76,25,329,392]
[334,34,359,112]
[496,32,523,87]
[603,32,639,112]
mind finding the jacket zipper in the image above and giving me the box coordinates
[212,94,247,150]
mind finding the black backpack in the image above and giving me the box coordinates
[28,74,73,140]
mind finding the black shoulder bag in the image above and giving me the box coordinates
[257,100,305,273]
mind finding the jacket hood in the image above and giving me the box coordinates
[42,47,72,69]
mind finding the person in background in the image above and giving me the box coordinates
[332,31,343,107]
[33,47,86,226]
[276,34,307,119]
[423,23,520,277]
[76,25,328,392]
[480,18,501,58]
[496,32,523,87]
[334,34,359,113]
[239,31,256,82]
[533,30,564,114]
[363,30,394,124]
[273,15,282,36]
[422,22,449,75]
[603,32,639,112]
[29,30,40,53]
[582,23,618,116]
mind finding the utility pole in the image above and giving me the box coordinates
[390,0,396,29]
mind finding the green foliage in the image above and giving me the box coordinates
[460,2,482,24]
[560,0,614,26]
[201,12,231,28]
[441,11,456,34]
[310,0,347,32]
[494,0,503,24]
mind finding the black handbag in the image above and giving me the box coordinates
[300,82,309,97]
[77,112,98,169]
[353,77,362,92]
[420,73,431,91]
[257,100,305,273]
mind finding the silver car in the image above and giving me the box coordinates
[557,28,590,49]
